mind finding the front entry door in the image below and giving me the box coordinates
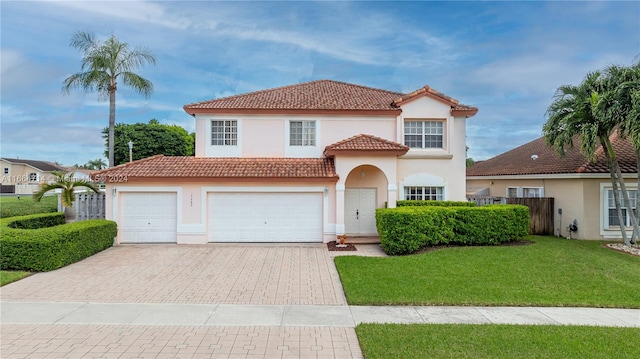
[345,188,377,235]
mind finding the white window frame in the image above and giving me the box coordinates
[211,120,238,146]
[3,168,8,174]
[403,120,444,149]
[604,189,637,229]
[404,186,444,201]
[28,172,39,182]
[289,120,316,146]
[506,187,544,198]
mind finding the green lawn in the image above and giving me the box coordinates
[356,323,640,359]
[0,195,58,218]
[0,271,32,286]
[335,236,640,308]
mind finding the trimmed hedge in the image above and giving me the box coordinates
[1,213,116,271]
[376,205,529,255]
[396,200,476,207]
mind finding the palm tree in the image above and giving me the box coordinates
[596,62,640,243]
[33,171,101,223]
[543,71,632,244]
[62,31,156,167]
[86,158,107,170]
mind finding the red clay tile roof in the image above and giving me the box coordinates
[324,134,409,156]
[467,133,637,176]
[183,80,477,117]
[93,155,338,182]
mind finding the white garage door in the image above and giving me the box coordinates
[208,192,322,242]
[120,192,177,243]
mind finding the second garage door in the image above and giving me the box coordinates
[208,192,322,242]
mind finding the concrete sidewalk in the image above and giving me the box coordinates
[3,302,639,327]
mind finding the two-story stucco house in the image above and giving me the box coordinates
[0,158,67,195]
[96,80,477,244]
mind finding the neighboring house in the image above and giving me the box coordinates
[95,80,478,244]
[0,158,67,195]
[467,133,638,240]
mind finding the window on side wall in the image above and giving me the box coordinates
[405,186,444,201]
[507,187,519,198]
[607,189,637,227]
[290,121,316,146]
[28,173,38,182]
[404,120,444,149]
[211,120,237,146]
[3,168,8,174]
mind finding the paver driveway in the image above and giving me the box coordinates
[1,244,348,305]
[1,243,381,358]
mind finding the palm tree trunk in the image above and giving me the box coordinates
[108,87,116,167]
[602,136,630,245]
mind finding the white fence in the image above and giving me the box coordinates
[58,192,106,220]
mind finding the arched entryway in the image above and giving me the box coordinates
[344,165,388,235]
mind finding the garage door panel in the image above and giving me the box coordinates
[208,192,322,242]
[120,192,177,243]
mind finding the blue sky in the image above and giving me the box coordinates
[1,1,638,166]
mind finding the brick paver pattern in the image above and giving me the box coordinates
[0,244,349,305]
[1,243,385,358]
[1,324,363,359]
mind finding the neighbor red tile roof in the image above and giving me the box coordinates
[93,155,338,182]
[324,134,409,156]
[467,132,637,176]
[183,80,478,117]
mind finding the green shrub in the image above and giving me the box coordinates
[397,200,476,207]
[0,213,116,271]
[7,212,65,229]
[376,207,456,255]
[376,205,529,255]
[451,205,530,245]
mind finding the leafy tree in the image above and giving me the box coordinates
[544,68,638,245]
[103,120,195,166]
[62,31,156,168]
[32,171,100,223]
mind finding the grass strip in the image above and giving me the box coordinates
[356,323,640,359]
[0,270,32,286]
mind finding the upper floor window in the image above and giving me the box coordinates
[405,186,444,201]
[28,173,38,182]
[290,121,316,146]
[607,190,637,227]
[211,120,237,146]
[3,168,8,174]
[404,120,443,149]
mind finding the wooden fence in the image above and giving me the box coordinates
[506,197,555,235]
[58,192,106,220]
[468,196,555,235]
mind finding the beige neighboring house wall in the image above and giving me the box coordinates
[467,134,638,241]
[0,158,67,195]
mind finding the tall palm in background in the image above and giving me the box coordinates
[62,31,156,167]
[543,71,632,244]
[33,171,101,223]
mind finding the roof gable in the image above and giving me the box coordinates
[184,80,403,115]
[467,133,637,177]
[183,79,477,118]
[324,134,409,156]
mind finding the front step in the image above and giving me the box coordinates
[343,235,381,244]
